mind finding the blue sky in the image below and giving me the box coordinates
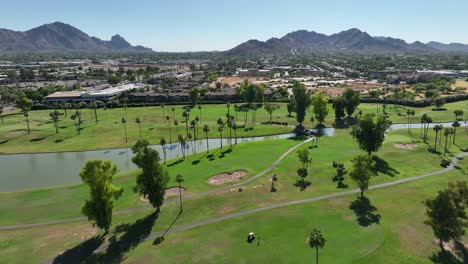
[1,0,467,52]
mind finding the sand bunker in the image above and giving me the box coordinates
[139,187,185,202]
[394,143,418,150]
[206,171,247,185]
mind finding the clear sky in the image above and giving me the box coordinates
[1,0,467,52]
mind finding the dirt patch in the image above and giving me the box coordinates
[206,171,247,185]
[394,143,418,150]
[139,187,185,202]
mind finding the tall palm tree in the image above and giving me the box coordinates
[217,118,224,150]
[443,128,450,156]
[420,114,428,137]
[166,115,172,143]
[121,117,128,143]
[161,103,165,119]
[424,116,433,142]
[183,110,190,137]
[233,122,238,145]
[160,137,167,163]
[452,121,460,144]
[136,117,142,139]
[203,124,210,152]
[0,106,3,124]
[49,111,60,134]
[171,107,175,120]
[195,116,200,139]
[191,119,197,140]
[406,109,411,133]
[174,120,180,135]
[198,105,202,124]
[307,228,326,264]
[187,132,194,154]
[178,134,186,158]
[433,125,443,152]
[175,174,184,212]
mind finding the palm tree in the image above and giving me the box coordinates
[136,117,142,139]
[171,107,175,121]
[161,103,165,119]
[424,116,433,142]
[443,128,450,156]
[178,134,186,158]
[217,118,224,150]
[182,110,190,137]
[233,122,238,145]
[174,120,180,135]
[420,114,428,137]
[160,137,167,163]
[71,111,82,135]
[23,111,31,134]
[121,117,128,143]
[198,105,202,124]
[49,110,60,134]
[406,109,411,133]
[452,121,460,144]
[166,115,172,143]
[191,119,197,140]
[195,116,200,139]
[90,102,98,124]
[175,174,184,212]
[307,228,326,264]
[203,124,210,152]
[187,132,194,154]
[0,106,3,124]
[433,125,443,152]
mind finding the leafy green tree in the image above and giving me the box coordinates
[131,139,169,213]
[160,137,167,163]
[80,160,123,233]
[49,110,60,134]
[175,174,184,211]
[307,228,326,264]
[453,110,464,120]
[311,91,329,124]
[189,87,200,106]
[424,188,467,250]
[292,81,311,125]
[433,97,446,110]
[349,155,376,198]
[332,96,346,120]
[343,88,360,117]
[0,105,4,124]
[264,102,280,122]
[332,161,347,188]
[203,124,210,152]
[287,99,297,117]
[297,148,312,169]
[350,114,391,155]
[121,117,128,143]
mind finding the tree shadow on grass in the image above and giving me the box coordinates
[349,196,381,227]
[372,156,399,177]
[293,180,311,191]
[52,235,105,264]
[167,159,184,167]
[87,212,159,263]
[153,210,183,246]
[430,249,464,264]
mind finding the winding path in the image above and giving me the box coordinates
[0,137,315,231]
[41,152,467,264]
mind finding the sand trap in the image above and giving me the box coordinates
[206,171,248,185]
[395,143,418,150]
[139,187,185,202]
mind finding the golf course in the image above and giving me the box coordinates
[0,100,467,264]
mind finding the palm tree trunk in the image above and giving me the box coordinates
[444,135,449,156]
[168,121,172,143]
[434,133,438,151]
[453,127,457,144]
[25,116,30,134]
[220,132,223,150]
[163,147,166,163]
[316,247,319,264]
[206,133,209,153]
[124,124,128,143]
[138,123,142,139]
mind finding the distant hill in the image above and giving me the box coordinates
[0,22,152,52]
[227,28,468,55]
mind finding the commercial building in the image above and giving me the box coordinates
[43,83,141,104]
[238,68,270,78]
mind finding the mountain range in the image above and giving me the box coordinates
[227,28,468,55]
[0,22,151,52]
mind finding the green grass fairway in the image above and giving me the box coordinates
[0,101,465,153]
